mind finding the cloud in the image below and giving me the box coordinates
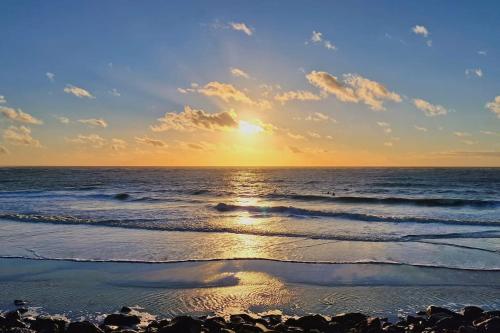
[179,141,216,151]
[414,125,428,132]
[426,40,433,47]
[305,112,336,122]
[477,50,487,56]
[151,105,238,132]
[135,136,168,148]
[480,130,499,136]
[64,85,95,99]
[109,88,121,97]
[57,116,70,124]
[287,132,305,140]
[46,72,55,82]
[437,151,500,158]
[307,131,321,138]
[485,96,500,118]
[78,118,108,128]
[288,146,304,154]
[3,126,41,147]
[377,121,392,134]
[413,98,448,117]
[111,138,127,151]
[306,71,401,111]
[412,25,429,37]
[309,31,336,51]
[465,68,483,78]
[229,22,253,36]
[198,81,252,103]
[0,95,6,104]
[274,90,322,104]
[0,145,8,154]
[461,140,475,145]
[0,106,43,124]
[68,134,106,148]
[306,71,358,103]
[454,131,471,137]
[230,68,250,79]
[384,142,393,147]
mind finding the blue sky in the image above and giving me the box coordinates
[0,1,499,166]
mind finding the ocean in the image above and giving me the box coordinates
[0,167,499,317]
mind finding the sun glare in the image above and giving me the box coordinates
[239,121,263,135]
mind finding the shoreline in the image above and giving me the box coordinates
[1,301,499,333]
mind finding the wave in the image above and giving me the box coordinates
[1,255,500,272]
[1,212,499,243]
[214,203,500,226]
[267,194,500,208]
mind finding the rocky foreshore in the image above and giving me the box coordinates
[1,301,500,333]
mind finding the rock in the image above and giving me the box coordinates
[366,317,382,332]
[159,316,201,333]
[5,311,22,321]
[229,314,257,325]
[31,316,68,333]
[67,321,103,333]
[426,305,457,317]
[14,300,28,307]
[7,328,36,333]
[458,326,477,333]
[435,316,463,330]
[474,317,500,332]
[103,314,140,327]
[204,317,226,331]
[120,307,132,314]
[330,312,367,329]
[461,306,483,321]
[285,315,329,331]
[236,323,263,333]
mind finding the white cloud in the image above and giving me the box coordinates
[46,72,55,82]
[480,130,499,136]
[305,112,336,123]
[229,22,253,36]
[461,140,476,145]
[454,131,472,137]
[426,40,433,47]
[111,138,127,151]
[308,131,321,138]
[287,132,305,140]
[465,68,483,78]
[78,118,108,128]
[3,126,41,147]
[414,125,428,132]
[151,106,239,132]
[413,98,448,117]
[64,85,95,99]
[0,106,43,124]
[485,96,500,118]
[194,81,270,109]
[412,25,429,37]
[57,116,70,124]
[230,68,250,79]
[135,136,168,148]
[68,134,106,148]
[274,90,322,104]
[0,95,6,104]
[0,145,8,154]
[309,30,336,51]
[109,88,121,97]
[377,121,392,134]
[477,50,487,56]
[306,71,401,111]
[384,142,394,147]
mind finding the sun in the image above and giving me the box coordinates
[238,120,263,135]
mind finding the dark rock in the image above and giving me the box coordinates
[14,300,28,307]
[67,321,103,333]
[114,193,130,200]
[120,307,132,314]
[381,325,405,333]
[366,317,382,332]
[204,317,226,332]
[7,328,36,333]
[261,315,281,326]
[229,315,257,325]
[31,316,68,333]
[103,314,140,327]
[458,326,477,333]
[285,315,329,331]
[236,323,263,333]
[18,309,29,315]
[159,316,201,333]
[330,312,367,329]
[5,311,22,321]
[435,316,463,330]
[474,317,500,332]
[426,305,457,317]
[461,306,483,321]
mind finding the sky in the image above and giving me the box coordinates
[0,1,499,166]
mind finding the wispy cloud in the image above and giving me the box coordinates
[111,138,127,151]
[309,30,336,51]
[229,22,253,36]
[305,112,335,122]
[46,72,55,82]
[287,132,305,140]
[230,68,250,79]
[151,106,238,132]
[465,68,483,78]
[412,25,429,37]
[57,116,70,124]
[0,145,8,154]
[194,81,270,109]
[306,71,401,111]
[64,85,95,99]
[274,90,322,105]
[437,151,500,158]
[68,134,106,148]
[414,125,428,132]
[413,98,448,117]
[0,106,43,124]
[78,118,108,128]
[108,88,121,97]
[377,121,392,134]
[0,95,6,104]
[135,136,168,148]
[454,131,471,137]
[480,130,499,136]
[3,126,41,147]
[486,96,500,118]
[477,50,487,56]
